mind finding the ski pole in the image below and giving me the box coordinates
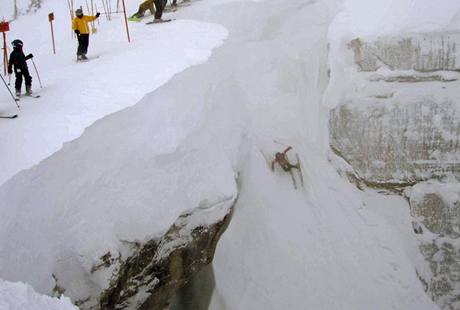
[0,73,20,109]
[31,58,43,89]
[8,73,11,86]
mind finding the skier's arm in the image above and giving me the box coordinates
[85,15,98,22]
[7,52,15,74]
[25,53,33,61]
[283,146,292,154]
[72,18,77,31]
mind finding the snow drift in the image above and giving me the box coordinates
[0,279,77,310]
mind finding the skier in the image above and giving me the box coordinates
[72,8,101,61]
[152,0,169,23]
[7,39,34,97]
[130,0,155,20]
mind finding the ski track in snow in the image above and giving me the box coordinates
[0,0,227,186]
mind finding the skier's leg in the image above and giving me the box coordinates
[23,68,32,94]
[135,0,154,17]
[77,35,84,57]
[82,34,89,56]
[153,0,165,19]
[14,71,23,95]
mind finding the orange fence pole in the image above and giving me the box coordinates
[0,22,9,76]
[49,13,56,54]
[121,0,130,42]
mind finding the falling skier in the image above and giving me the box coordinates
[7,39,34,97]
[72,8,101,61]
[271,146,304,189]
[129,0,155,21]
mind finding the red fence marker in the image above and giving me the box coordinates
[48,13,56,54]
[0,22,10,76]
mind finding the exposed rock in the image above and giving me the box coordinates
[349,33,460,72]
[98,197,235,310]
[409,182,460,309]
[330,32,460,310]
[330,33,460,186]
[410,183,460,237]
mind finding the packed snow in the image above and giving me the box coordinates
[0,279,77,310]
[0,0,227,185]
[1,0,458,309]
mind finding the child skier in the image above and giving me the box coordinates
[72,8,101,61]
[7,39,34,97]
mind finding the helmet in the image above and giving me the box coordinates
[11,39,23,49]
[75,8,83,16]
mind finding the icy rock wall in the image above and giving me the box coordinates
[99,200,234,310]
[409,182,460,309]
[349,34,459,72]
[330,32,460,186]
[329,31,460,309]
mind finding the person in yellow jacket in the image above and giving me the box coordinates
[72,8,100,61]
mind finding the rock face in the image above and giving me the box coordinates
[330,32,460,186]
[349,34,459,73]
[409,182,460,309]
[329,32,460,309]
[97,199,235,310]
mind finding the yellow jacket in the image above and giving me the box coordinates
[72,15,97,34]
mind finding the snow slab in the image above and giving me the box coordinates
[0,279,77,310]
[0,0,227,186]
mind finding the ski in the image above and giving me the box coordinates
[17,94,40,100]
[146,19,174,25]
[75,56,100,63]
[0,114,18,119]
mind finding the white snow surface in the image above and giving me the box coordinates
[0,279,77,310]
[0,0,449,309]
[0,0,227,185]
[331,0,460,41]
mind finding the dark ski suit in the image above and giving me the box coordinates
[154,0,167,19]
[8,47,33,93]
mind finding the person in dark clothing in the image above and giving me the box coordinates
[7,39,33,97]
[153,0,168,22]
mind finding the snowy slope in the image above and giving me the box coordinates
[0,0,227,185]
[0,279,77,310]
[0,0,448,309]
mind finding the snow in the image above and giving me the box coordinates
[0,0,454,309]
[0,0,227,185]
[330,0,460,40]
[0,279,77,310]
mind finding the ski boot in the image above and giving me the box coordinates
[77,55,83,61]
[15,89,21,98]
[81,54,88,60]
[26,86,32,96]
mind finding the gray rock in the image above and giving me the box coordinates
[330,33,460,186]
[410,182,460,237]
[409,183,460,309]
[349,33,460,72]
[98,199,235,310]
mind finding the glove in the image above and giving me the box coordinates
[74,30,80,36]
[8,68,12,75]
[27,53,33,59]
[96,12,101,18]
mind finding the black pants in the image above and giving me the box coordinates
[153,0,167,19]
[77,34,90,56]
[14,66,32,91]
